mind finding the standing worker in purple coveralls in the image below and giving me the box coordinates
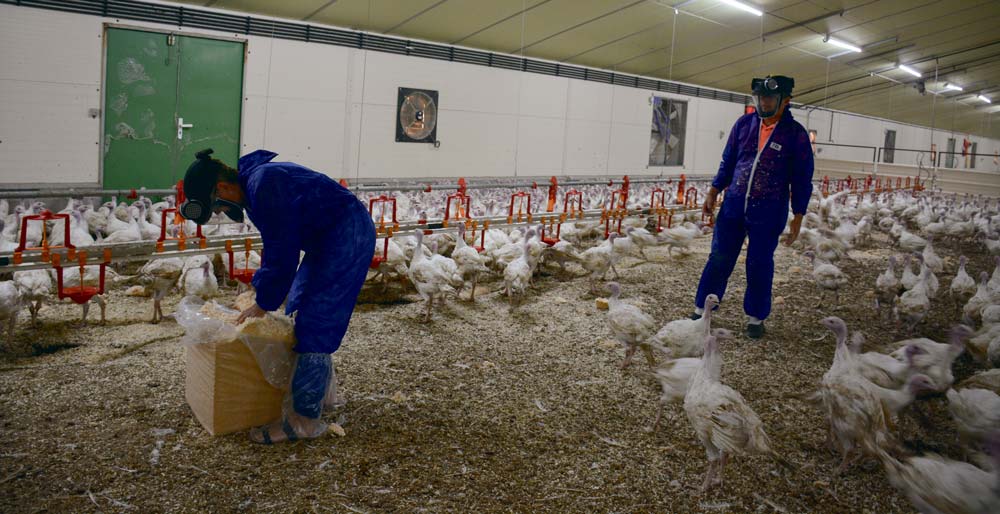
[691,76,814,339]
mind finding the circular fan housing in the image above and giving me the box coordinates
[395,88,439,143]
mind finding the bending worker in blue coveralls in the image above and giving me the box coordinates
[692,75,814,339]
[180,148,376,443]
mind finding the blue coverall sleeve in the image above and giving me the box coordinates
[249,169,304,311]
[790,127,815,215]
[711,119,741,191]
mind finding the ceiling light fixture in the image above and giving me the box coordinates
[978,94,992,103]
[943,83,963,91]
[824,36,862,53]
[719,0,763,17]
[898,64,921,77]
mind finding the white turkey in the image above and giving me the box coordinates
[920,238,944,273]
[804,251,848,307]
[650,328,733,431]
[875,256,901,319]
[957,369,1000,395]
[657,222,703,257]
[577,233,618,294]
[605,282,657,369]
[895,271,931,331]
[950,255,977,302]
[0,281,21,346]
[946,387,1000,448]
[138,257,184,323]
[452,224,490,301]
[900,254,920,291]
[624,226,660,260]
[503,236,535,307]
[963,272,992,325]
[407,231,463,322]
[12,270,52,327]
[181,257,219,299]
[890,325,973,393]
[649,294,719,358]
[684,333,790,490]
[848,331,914,389]
[877,445,999,514]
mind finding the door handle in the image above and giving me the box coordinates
[177,117,194,139]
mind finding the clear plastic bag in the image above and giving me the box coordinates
[174,296,294,390]
[175,296,343,438]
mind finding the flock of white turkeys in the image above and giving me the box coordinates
[3,182,1000,511]
[603,187,1000,512]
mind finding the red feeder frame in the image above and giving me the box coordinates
[51,249,111,305]
[464,219,488,253]
[14,209,74,263]
[650,188,668,233]
[546,176,558,212]
[368,195,400,269]
[821,176,830,197]
[675,174,687,204]
[507,192,532,224]
[444,192,471,228]
[157,207,206,252]
[684,187,699,209]
[603,189,628,239]
[563,189,584,219]
[539,215,563,246]
[226,239,258,285]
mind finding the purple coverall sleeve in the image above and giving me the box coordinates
[790,127,815,215]
[711,119,741,191]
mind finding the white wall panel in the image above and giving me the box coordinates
[564,119,611,175]
[259,97,346,175]
[516,116,566,176]
[0,6,102,85]
[518,74,569,120]
[0,81,101,184]
[266,39,349,102]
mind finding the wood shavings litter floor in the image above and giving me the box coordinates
[0,232,990,513]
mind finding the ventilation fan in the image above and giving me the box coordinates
[395,87,439,143]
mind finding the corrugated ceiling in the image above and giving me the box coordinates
[183,0,1000,139]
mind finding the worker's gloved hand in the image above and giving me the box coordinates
[236,303,266,324]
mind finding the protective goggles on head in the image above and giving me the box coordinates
[750,75,794,119]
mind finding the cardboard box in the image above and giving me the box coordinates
[185,339,286,436]
[184,300,296,436]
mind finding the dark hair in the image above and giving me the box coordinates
[217,162,238,183]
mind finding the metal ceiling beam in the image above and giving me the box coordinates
[509,0,647,55]
[450,0,555,45]
[302,0,339,22]
[383,0,450,34]
[761,10,844,39]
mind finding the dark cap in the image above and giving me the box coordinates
[751,75,794,96]
[179,148,223,224]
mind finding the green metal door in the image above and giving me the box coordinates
[102,28,244,190]
[176,35,244,181]
[102,28,177,190]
